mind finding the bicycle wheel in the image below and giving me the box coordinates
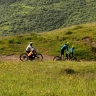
[53,56,61,61]
[20,53,29,61]
[70,56,77,61]
[35,54,43,61]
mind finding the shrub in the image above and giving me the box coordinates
[8,39,15,44]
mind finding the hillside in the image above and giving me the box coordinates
[0,0,96,35]
[0,23,96,60]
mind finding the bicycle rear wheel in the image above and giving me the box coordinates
[20,53,29,61]
[53,56,61,61]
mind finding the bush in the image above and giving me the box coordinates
[8,39,15,44]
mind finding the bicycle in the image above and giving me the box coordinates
[20,51,43,61]
[53,55,66,61]
[53,55,77,61]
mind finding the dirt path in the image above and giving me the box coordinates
[0,55,19,62]
[0,55,54,62]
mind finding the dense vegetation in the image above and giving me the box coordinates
[0,0,96,35]
[0,23,96,60]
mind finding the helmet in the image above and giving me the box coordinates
[66,42,69,45]
[29,42,33,45]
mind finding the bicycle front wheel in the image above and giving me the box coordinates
[35,54,43,61]
[70,56,77,61]
[20,53,29,61]
[53,56,61,61]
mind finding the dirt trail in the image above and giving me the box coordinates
[0,55,54,62]
[0,55,19,62]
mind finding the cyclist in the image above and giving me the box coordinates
[66,50,70,61]
[26,42,35,58]
[69,45,75,59]
[61,42,69,60]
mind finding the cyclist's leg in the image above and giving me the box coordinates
[69,53,71,60]
[61,50,64,60]
[66,53,69,61]
[70,52,74,59]
[28,51,32,56]
[72,52,74,58]
[32,50,36,57]
[26,51,33,59]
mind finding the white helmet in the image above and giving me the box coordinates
[29,42,33,45]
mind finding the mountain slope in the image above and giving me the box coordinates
[0,23,96,60]
[0,0,96,35]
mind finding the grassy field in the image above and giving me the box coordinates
[0,23,96,95]
[0,60,96,96]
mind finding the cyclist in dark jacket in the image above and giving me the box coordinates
[61,42,69,60]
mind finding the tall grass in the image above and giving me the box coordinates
[0,60,96,96]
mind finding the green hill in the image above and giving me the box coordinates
[0,0,96,35]
[0,23,96,60]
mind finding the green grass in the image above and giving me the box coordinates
[0,23,96,60]
[0,60,96,96]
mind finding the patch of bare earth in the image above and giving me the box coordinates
[0,55,20,62]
